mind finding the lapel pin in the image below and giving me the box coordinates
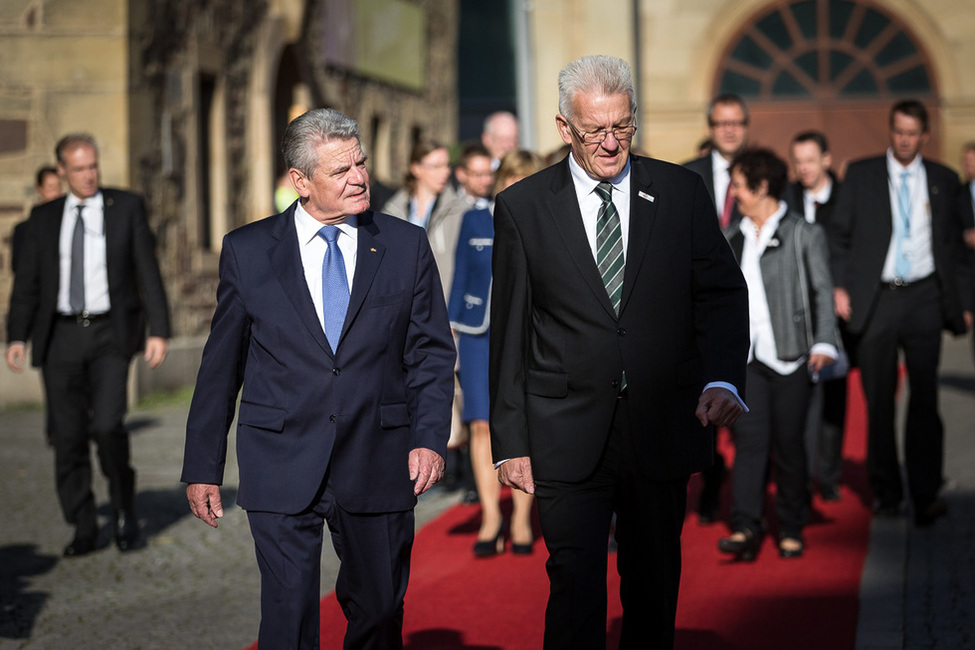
[370,247,377,252]
[638,191,655,203]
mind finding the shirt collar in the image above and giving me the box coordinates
[711,149,731,173]
[886,149,923,177]
[567,152,631,196]
[740,201,788,243]
[805,177,833,204]
[66,191,102,212]
[294,201,358,244]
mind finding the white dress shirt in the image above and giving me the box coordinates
[882,150,935,283]
[294,202,358,334]
[567,153,631,260]
[58,192,110,315]
[802,177,833,224]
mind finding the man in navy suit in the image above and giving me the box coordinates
[490,55,748,648]
[831,100,972,527]
[7,134,170,557]
[181,109,455,649]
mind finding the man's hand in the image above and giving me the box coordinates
[963,227,975,250]
[964,310,973,332]
[409,447,445,496]
[834,287,852,322]
[144,336,168,369]
[497,456,535,495]
[695,387,744,428]
[5,343,26,372]
[186,483,224,528]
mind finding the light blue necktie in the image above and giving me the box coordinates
[895,170,912,279]
[318,225,349,351]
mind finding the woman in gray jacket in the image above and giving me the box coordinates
[718,148,838,561]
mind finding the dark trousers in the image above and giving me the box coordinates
[858,279,944,508]
[730,361,811,538]
[804,375,848,490]
[247,482,415,650]
[534,398,689,650]
[43,318,133,536]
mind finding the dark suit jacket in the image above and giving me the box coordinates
[7,188,171,366]
[683,154,743,229]
[489,155,749,482]
[447,207,493,335]
[180,207,456,515]
[830,156,972,335]
[783,172,842,235]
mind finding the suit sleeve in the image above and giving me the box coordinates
[404,233,456,457]
[689,175,750,395]
[180,236,250,485]
[488,193,532,461]
[804,223,838,347]
[130,196,172,339]
[828,166,858,290]
[7,213,41,343]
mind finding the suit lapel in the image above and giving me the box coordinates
[267,208,333,357]
[620,157,657,313]
[546,161,618,319]
[343,211,385,340]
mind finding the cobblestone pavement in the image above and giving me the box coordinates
[1,334,973,650]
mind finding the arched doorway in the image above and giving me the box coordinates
[714,0,938,173]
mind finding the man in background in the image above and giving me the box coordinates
[785,130,849,502]
[831,100,972,527]
[454,142,494,210]
[481,110,519,170]
[7,134,171,556]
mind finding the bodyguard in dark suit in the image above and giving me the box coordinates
[181,109,455,649]
[681,93,751,524]
[490,55,749,649]
[831,100,973,527]
[785,131,849,502]
[6,133,171,556]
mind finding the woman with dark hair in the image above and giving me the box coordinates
[718,148,839,561]
[448,149,543,556]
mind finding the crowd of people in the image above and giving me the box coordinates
[7,53,975,649]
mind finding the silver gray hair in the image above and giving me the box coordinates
[557,55,637,123]
[282,108,362,178]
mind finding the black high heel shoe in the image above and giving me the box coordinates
[717,529,761,561]
[777,534,804,558]
[473,522,505,557]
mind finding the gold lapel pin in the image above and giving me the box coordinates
[370,247,377,252]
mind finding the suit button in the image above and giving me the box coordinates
[617,328,626,336]
[329,415,336,423]
[332,368,341,375]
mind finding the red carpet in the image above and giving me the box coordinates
[248,371,873,649]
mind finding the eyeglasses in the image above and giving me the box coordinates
[566,120,637,145]
[709,120,748,130]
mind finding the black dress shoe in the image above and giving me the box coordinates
[473,522,505,557]
[64,534,96,558]
[914,498,947,527]
[717,529,761,562]
[115,510,140,552]
[820,485,841,502]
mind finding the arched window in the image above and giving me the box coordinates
[716,0,934,100]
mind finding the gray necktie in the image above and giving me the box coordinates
[69,204,85,314]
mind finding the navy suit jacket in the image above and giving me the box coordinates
[490,155,748,482]
[180,206,455,515]
[7,188,171,365]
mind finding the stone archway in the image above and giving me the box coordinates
[713,0,939,172]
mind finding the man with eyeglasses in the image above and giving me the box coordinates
[682,92,751,527]
[490,55,748,648]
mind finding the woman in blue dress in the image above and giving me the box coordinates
[449,150,543,556]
